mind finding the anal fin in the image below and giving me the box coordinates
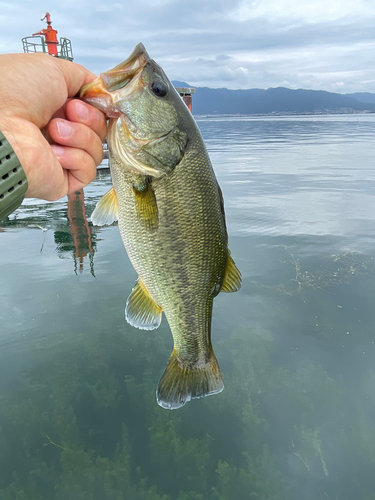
[221,252,242,293]
[125,279,162,330]
[91,186,118,226]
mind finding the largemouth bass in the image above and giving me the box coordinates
[80,43,241,409]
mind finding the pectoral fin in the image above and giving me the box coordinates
[133,180,158,230]
[91,187,118,226]
[221,253,242,293]
[125,278,162,330]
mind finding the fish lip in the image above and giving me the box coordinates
[79,78,113,114]
[79,42,149,116]
[110,42,149,73]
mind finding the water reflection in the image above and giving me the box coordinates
[1,116,375,499]
[0,188,106,276]
[57,190,97,275]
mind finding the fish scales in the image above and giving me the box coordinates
[80,43,241,409]
[112,144,227,356]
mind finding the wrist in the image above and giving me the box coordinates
[0,130,28,220]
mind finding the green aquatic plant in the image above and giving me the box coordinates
[291,425,328,477]
[0,298,375,500]
[0,324,288,500]
[212,447,286,500]
[251,247,375,298]
[284,247,375,293]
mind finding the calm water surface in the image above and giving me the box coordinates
[1,114,375,499]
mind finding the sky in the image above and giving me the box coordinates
[1,0,375,93]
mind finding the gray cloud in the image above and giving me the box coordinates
[1,0,375,93]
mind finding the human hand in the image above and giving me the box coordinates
[0,53,107,201]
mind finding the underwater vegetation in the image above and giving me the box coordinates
[1,266,375,500]
[2,205,375,499]
[0,321,288,500]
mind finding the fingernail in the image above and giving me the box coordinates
[56,120,73,138]
[75,101,89,121]
[51,145,65,156]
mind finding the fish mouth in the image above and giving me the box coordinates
[79,43,149,117]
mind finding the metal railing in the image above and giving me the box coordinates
[59,37,73,61]
[22,36,46,54]
[175,87,196,95]
[22,36,74,61]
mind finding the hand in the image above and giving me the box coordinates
[0,53,107,201]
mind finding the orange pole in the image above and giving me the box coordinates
[33,12,59,56]
[33,27,58,56]
[182,95,193,112]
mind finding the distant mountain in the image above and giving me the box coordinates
[345,92,375,104]
[172,80,191,88]
[171,81,375,115]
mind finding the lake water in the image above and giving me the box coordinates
[1,114,375,499]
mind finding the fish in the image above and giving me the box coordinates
[80,43,241,410]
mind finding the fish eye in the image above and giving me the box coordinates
[151,81,168,98]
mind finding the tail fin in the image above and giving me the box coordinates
[156,350,224,410]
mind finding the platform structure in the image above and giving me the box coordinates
[22,12,73,61]
[175,87,195,112]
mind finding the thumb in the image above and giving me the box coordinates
[52,58,99,99]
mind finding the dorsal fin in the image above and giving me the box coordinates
[91,187,118,226]
[221,253,242,293]
[125,278,163,330]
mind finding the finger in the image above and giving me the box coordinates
[52,57,98,98]
[0,54,98,126]
[48,118,104,166]
[65,99,107,143]
[51,145,98,193]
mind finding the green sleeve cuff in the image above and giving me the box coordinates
[0,130,28,221]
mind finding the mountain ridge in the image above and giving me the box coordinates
[171,81,375,115]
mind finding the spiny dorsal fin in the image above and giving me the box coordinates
[91,187,118,226]
[157,349,224,410]
[221,253,242,293]
[125,278,162,330]
[133,181,158,230]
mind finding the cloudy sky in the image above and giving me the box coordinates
[1,0,375,93]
